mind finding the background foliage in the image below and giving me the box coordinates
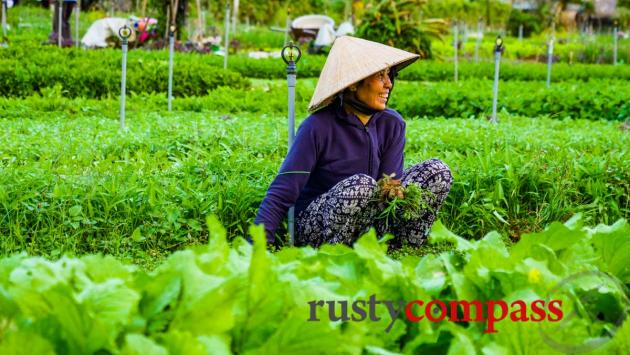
[355,0,448,58]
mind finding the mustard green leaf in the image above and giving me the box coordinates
[121,334,168,355]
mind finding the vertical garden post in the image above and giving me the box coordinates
[284,8,291,47]
[58,1,63,47]
[491,36,504,124]
[75,0,80,48]
[224,3,230,69]
[453,20,458,82]
[547,37,554,88]
[1,0,7,40]
[119,26,132,131]
[281,42,302,246]
[168,25,176,111]
[475,17,483,63]
[613,22,618,66]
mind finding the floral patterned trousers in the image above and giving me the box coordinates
[296,158,453,248]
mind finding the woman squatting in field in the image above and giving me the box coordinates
[255,36,453,249]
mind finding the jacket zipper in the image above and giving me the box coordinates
[364,125,372,176]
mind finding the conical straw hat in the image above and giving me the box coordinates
[308,36,420,112]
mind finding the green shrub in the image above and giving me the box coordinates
[0,49,250,98]
[398,61,630,81]
[355,0,447,59]
[3,78,626,121]
[507,10,541,38]
[424,0,512,27]
[390,79,630,121]
[2,46,630,98]
[432,35,630,64]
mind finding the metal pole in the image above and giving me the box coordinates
[475,18,482,63]
[461,22,467,54]
[58,1,63,47]
[281,42,301,246]
[1,0,7,39]
[287,65,296,246]
[287,74,296,148]
[224,3,230,70]
[546,38,554,88]
[453,20,458,82]
[168,26,175,111]
[164,6,170,39]
[75,0,80,48]
[613,25,618,66]
[119,26,132,131]
[518,24,523,42]
[284,10,290,46]
[491,36,504,124]
[232,0,238,34]
[201,10,206,34]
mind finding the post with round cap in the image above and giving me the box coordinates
[546,37,554,88]
[490,36,504,124]
[168,24,176,111]
[224,2,230,70]
[613,22,618,66]
[119,25,133,131]
[281,41,301,246]
[453,20,458,82]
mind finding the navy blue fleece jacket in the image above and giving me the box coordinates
[254,103,406,244]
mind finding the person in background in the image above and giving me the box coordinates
[255,36,453,249]
[48,0,77,46]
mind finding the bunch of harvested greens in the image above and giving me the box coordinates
[373,173,435,230]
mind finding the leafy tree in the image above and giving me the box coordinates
[147,0,188,40]
[507,10,542,37]
[355,0,447,59]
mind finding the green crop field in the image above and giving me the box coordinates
[0,4,629,355]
